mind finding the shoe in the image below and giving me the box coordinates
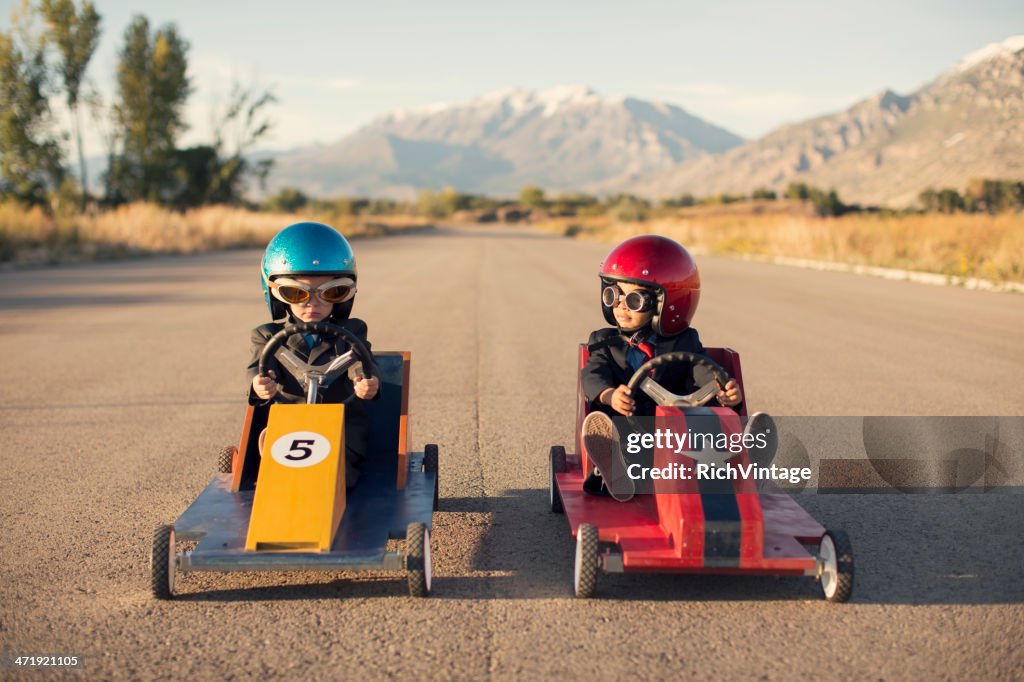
[583,470,610,497]
[581,412,634,502]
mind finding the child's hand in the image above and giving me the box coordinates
[252,370,279,400]
[354,375,379,400]
[604,385,636,416]
[717,379,743,407]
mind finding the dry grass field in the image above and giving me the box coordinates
[0,203,431,267]
[3,200,1021,287]
[534,203,1024,286]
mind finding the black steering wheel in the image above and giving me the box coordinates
[626,351,731,408]
[258,321,377,405]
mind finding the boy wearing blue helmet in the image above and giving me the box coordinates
[247,222,379,486]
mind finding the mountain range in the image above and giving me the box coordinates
[267,36,1024,207]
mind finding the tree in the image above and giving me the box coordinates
[263,187,308,213]
[607,194,650,222]
[0,3,64,207]
[784,182,811,201]
[169,83,276,208]
[38,0,100,209]
[519,185,545,208]
[751,187,777,200]
[965,178,1023,214]
[106,15,190,204]
[918,187,938,212]
[205,83,275,204]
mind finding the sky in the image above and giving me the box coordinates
[3,0,1023,155]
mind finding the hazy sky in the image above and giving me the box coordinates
[3,0,1022,153]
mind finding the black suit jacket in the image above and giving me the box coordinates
[246,317,375,463]
[581,326,722,416]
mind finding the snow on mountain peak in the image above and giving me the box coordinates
[952,35,1024,74]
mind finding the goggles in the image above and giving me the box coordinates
[602,285,655,313]
[268,276,356,305]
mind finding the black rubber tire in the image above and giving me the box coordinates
[423,444,439,511]
[820,529,854,603]
[151,525,175,600]
[217,446,236,474]
[406,522,431,597]
[574,523,599,598]
[550,446,566,513]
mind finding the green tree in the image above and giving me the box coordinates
[751,187,777,200]
[661,193,696,208]
[0,4,64,207]
[965,178,1023,214]
[106,15,190,204]
[808,187,844,217]
[936,188,965,214]
[784,182,811,201]
[168,84,276,208]
[519,185,545,208]
[918,187,938,212]
[38,0,100,209]
[417,189,447,218]
[263,187,308,213]
[205,83,275,204]
[607,194,650,222]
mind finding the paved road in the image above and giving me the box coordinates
[1,226,1022,680]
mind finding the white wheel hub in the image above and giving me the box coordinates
[819,534,837,599]
[573,532,583,592]
[167,528,176,595]
[423,528,432,593]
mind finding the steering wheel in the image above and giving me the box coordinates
[258,321,377,405]
[626,351,731,408]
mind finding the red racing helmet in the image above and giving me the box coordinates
[599,235,701,336]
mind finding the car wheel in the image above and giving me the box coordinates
[406,522,431,597]
[819,529,854,603]
[151,525,176,600]
[574,523,599,598]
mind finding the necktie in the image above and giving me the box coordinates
[636,340,654,363]
[630,335,656,376]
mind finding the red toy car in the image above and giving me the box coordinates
[549,346,855,601]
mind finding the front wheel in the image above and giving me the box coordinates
[406,522,432,597]
[574,523,599,598]
[818,529,854,603]
[151,525,176,600]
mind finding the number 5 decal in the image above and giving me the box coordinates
[286,439,316,460]
[270,432,332,468]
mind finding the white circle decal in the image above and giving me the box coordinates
[270,431,332,468]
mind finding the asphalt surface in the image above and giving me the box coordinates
[1,225,1022,680]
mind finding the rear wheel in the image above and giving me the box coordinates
[819,529,854,603]
[422,444,439,511]
[574,523,599,598]
[406,522,432,597]
[151,525,176,600]
[550,446,566,513]
[217,446,236,474]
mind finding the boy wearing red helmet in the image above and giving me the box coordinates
[581,235,743,500]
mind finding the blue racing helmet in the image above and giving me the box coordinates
[260,222,358,320]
